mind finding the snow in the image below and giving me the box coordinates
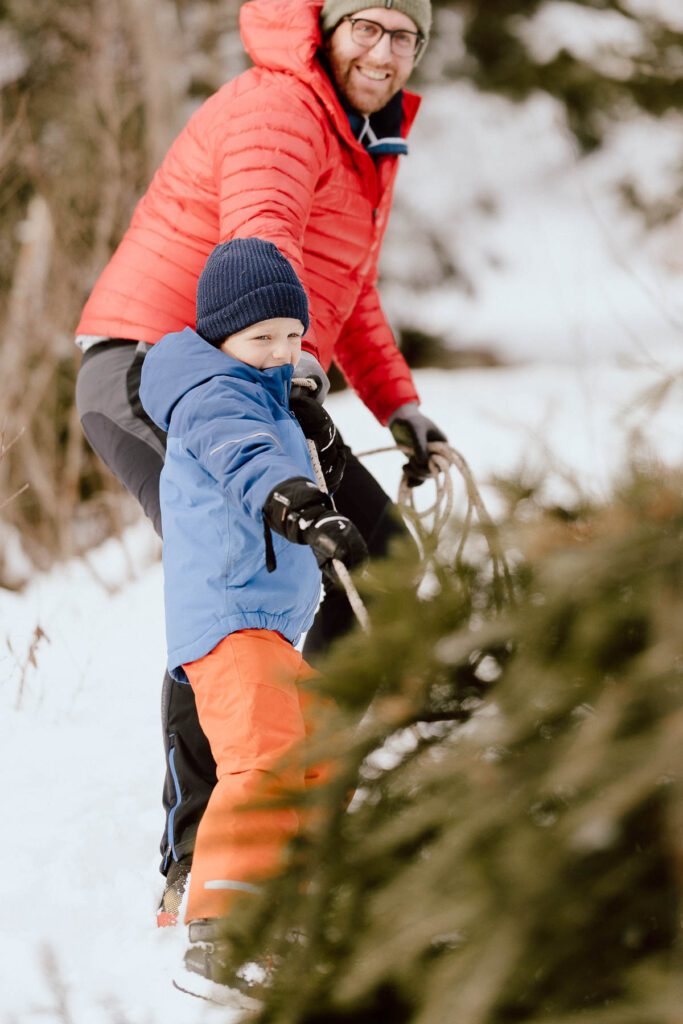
[3,72,683,1023]
[3,360,681,1020]
[624,0,683,32]
[384,83,683,365]
[514,2,644,68]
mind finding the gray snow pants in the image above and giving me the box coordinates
[75,338,403,873]
[76,340,214,868]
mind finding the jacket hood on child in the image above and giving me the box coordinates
[140,327,322,681]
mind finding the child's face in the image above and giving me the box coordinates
[219,318,304,370]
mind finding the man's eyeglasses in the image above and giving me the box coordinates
[343,17,424,59]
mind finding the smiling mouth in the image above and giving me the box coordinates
[355,66,391,82]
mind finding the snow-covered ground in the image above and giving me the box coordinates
[2,358,682,1022]
[3,70,683,1022]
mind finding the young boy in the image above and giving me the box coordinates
[139,237,366,1004]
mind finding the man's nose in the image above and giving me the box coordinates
[366,30,393,61]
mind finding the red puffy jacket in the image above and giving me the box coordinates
[76,0,420,423]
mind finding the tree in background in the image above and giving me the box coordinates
[0,0,242,578]
[0,0,682,577]
[430,0,683,152]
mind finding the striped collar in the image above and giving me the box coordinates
[344,90,409,157]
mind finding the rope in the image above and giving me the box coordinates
[291,377,513,629]
[293,377,371,632]
[291,378,322,392]
[305,437,371,635]
[357,441,515,610]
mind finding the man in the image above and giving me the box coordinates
[75,0,447,926]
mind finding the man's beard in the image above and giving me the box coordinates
[323,41,410,115]
[338,63,398,113]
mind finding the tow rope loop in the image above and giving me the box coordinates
[291,378,513,629]
[409,441,514,609]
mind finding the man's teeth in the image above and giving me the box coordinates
[358,68,389,81]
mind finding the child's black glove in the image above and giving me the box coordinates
[263,477,367,580]
[289,394,348,494]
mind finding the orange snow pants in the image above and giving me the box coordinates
[182,629,330,922]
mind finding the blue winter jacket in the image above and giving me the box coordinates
[139,327,322,682]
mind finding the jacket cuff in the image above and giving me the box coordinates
[387,401,420,427]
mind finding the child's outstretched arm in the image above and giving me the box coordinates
[263,477,367,581]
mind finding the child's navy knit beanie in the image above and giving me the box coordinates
[196,238,310,344]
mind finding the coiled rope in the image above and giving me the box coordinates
[292,378,513,633]
[357,439,514,611]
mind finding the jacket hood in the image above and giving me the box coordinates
[240,0,324,77]
[140,327,293,432]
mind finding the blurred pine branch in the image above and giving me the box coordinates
[226,468,683,1023]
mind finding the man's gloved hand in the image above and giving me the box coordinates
[289,393,347,493]
[291,351,330,404]
[263,477,367,581]
[388,402,448,487]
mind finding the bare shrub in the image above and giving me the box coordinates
[0,0,245,583]
[0,0,169,577]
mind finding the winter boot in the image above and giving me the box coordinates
[173,917,272,1010]
[157,856,191,927]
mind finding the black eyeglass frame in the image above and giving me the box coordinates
[342,16,425,59]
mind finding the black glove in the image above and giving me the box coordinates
[388,402,448,487]
[289,393,348,494]
[263,477,367,581]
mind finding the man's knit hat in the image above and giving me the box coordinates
[320,0,432,44]
[196,238,309,344]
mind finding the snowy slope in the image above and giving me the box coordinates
[2,357,682,1023]
[3,58,683,1021]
